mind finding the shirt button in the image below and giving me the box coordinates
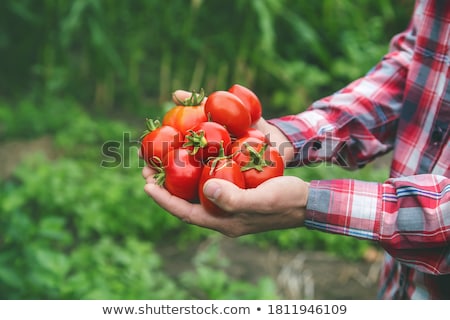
[431,127,444,145]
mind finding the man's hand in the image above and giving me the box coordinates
[141,89,305,237]
[143,165,309,237]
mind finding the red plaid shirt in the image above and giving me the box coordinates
[269,0,450,299]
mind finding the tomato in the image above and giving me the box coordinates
[228,84,262,124]
[230,136,267,167]
[162,90,207,135]
[183,121,232,162]
[232,140,284,189]
[204,90,251,137]
[198,156,246,216]
[140,119,184,167]
[155,148,203,202]
[237,127,268,143]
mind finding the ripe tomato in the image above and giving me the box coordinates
[230,136,267,167]
[204,90,251,138]
[237,127,269,143]
[198,157,245,216]
[162,90,207,135]
[228,84,262,125]
[183,121,232,162]
[157,148,203,202]
[232,140,284,189]
[140,119,183,167]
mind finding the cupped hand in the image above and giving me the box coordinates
[142,165,309,237]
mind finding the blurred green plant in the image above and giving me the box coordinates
[179,239,279,299]
[0,149,191,298]
[0,0,413,117]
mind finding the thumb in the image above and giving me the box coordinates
[203,176,309,214]
[203,179,225,201]
[203,178,260,213]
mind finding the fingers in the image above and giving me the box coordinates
[144,183,193,218]
[172,89,207,106]
[144,175,308,237]
[172,90,192,103]
[144,182,232,234]
[142,166,158,184]
[203,179,266,213]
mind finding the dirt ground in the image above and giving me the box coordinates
[1,137,382,300]
[157,236,382,300]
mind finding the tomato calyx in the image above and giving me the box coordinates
[149,157,166,186]
[239,142,273,172]
[140,118,161,140]
[205,141,230,175]
[183,130,208,155]
[172,88,205,106]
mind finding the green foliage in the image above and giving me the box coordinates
[0,0,413,116]
[179,239,279,299]
[0,97,82,141]
[0,153,187,299]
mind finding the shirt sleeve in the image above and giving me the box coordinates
[268,22,415,169]
[269,11,450,275]
[305,175,450,275]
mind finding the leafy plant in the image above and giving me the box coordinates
[179,239,279,299]
[0,0,413,116]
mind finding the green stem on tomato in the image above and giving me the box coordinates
[149,157,166,186]
[240,142,273,172]
[183,130,208,155]
[140,118,161,140]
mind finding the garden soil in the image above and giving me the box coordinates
[157,236,382,300]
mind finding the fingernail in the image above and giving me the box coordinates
[203,181,221,200]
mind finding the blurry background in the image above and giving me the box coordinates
[0,0,413,299]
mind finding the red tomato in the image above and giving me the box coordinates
[237,127,269,143]
[184,121,232,162]
[228,84,262,124]
[162,90,207,135]
[140,119,183,167]
[198,157,245,216]
[159,148,203,202]
[232,140,284,189]
[230,136,267,167]
[204,90,251,137]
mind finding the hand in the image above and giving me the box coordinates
[143,165,309,237]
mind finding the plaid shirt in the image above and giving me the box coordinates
[269,0,450,299]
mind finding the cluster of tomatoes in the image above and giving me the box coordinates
[140,84,284,216]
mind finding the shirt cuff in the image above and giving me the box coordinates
[305,179,382,241]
